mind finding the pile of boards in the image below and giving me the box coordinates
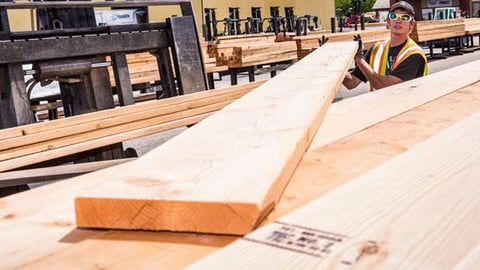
[207,33,298,68]
[0,81,264,174]
[107,52,161,87]
[106,42,225,89]
[292,28,390,59]
[465,17,480,35]
[410,18,465,42]
[1,39,480,269]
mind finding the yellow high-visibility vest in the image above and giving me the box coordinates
[368,37,428,91]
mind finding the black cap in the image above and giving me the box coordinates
[390,1,415,16]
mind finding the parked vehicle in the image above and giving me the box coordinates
[343,14,378,27]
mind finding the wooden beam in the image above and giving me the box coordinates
[1,73,479,269]
[0,31,169,64]
[0,103,228,171]
[0,81,264,147]
[0,81,265,172]
[5,76,480,270]
[111,52,135,106]
[292,29,390,58]
[73,42,357,235]
[0,64,34,129]
[411,18,465,43]
[465,18,480,35]
[309,59,480,150]
[188,111,480,269]
[0,91,246,158]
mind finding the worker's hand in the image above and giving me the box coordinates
[353,34,363,57]
[318,35,329,46]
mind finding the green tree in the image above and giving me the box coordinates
[361,0,376,13]
[335,0,377,17]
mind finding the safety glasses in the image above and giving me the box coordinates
[388,12,413,22]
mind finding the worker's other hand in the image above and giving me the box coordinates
[318,35,329,46]
[353,34,363,57]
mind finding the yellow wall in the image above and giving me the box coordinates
[148,6,182,23]
[7,10,34,31]
[294,0,335,30]
[198,0,334,31]
[5,0,335,33]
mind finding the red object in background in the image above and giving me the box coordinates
[344,15,361,26]
[343,14,379,28]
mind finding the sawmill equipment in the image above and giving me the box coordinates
[285,6,296,33]
[0,0,207,165]
[307,15,319,30]
[227,7,243,35]
[203,7,246,39]
[285,7,319,36]
[0,0,207,129]
[264,6,286,34]
[246,7,263,34]
[203,7,218,41]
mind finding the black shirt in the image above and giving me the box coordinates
[352,40,426,83]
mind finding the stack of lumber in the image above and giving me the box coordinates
[0,81,265,173]
[209,33,298,68]
[1,57,480,269]
[108,52,160,87]
[33,90,168,122]
[73,41,356,235]
[191,110,480,269]
[207,33,276,59]
[108,44,228,88]
[465,17,480,35]
[410,18,465,42]
[188,63,480,268]
[200,40,229,74]
[227,41,298,68]
[293,28,390,59]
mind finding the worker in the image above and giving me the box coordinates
[343,1,428,91]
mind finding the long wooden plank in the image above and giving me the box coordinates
[10,80,480,270]
[309,59,480,150]
[411,18,465,42]
[0,83,267,172]
[73,42,356,235]
[0,88,248,156]
[465,18,480,35]
[0,108,216,172]
[0,81,264,142]
[0,81,265,147]
[2,76,480,269]
[188,111,480,269]
[293,29,390,51]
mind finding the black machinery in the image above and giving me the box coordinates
[0,0,207,163]
[203,7,218,41]
[247,7,263,34]
[0,0,206,128]
[203,7,247,40]
[264,6,285,34]
[203,5,319,40]
[285,7,319,36]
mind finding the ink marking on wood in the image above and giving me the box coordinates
[243,221,350,258]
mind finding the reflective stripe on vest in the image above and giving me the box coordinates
[368,37,428,91]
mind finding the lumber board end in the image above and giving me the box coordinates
[75,198,271,235]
